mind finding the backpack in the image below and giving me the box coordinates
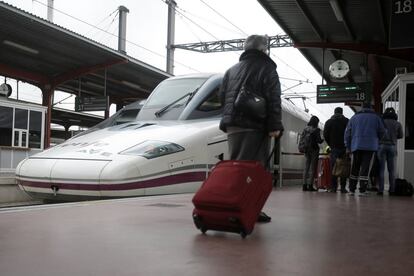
[298,127,313,153]
[394,178,414,196]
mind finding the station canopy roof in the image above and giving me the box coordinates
[0,1,171,107]
[258,0,414,89]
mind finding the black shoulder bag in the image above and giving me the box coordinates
[234,77,267,120]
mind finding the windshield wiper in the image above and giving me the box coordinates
[154,88,199,117]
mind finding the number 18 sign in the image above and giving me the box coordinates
[390,0,414,49]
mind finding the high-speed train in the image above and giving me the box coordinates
[16,73,311,201]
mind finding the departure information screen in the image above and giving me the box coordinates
[316,83,371,103]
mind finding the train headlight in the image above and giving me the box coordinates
[119,140,184,159]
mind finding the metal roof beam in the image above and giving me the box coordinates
[0,63,49,85]
[52,58,128,87]
[294,0,324,40]
[330,0,355,41]
[172,35,293,53]
[377,0,388,43]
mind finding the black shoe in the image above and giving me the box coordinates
[377,192,383,196]
[302,184,308,191]
[328,189,337,193]
[340,189,348,194]
[308,185,317,192]
[257,212,271,223]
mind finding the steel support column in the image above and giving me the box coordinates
[367,54,384,112]
[41,84,54,149]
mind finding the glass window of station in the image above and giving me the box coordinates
[0,105,44,149]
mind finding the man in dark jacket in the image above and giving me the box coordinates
[219,34,284,222]
[344,102,385,196]
[323,107,349,193]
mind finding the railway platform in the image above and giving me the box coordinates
[1,187,413,276]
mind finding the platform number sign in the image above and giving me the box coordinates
[390,0,414,48]
[394,0,413,14]
[316,83,371,104]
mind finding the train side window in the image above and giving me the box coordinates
[187,87,223,119]
[197,88,222,112]
[113,109,140,125]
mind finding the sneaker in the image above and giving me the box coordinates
[328,189,337,193]
[257,212,271,223]
[348,191,355,196]
[340,189,348,194]
[359,192,368,197]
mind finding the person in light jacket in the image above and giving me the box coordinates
[344,102,385,196]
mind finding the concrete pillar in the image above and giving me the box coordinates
[41,85,54,149]
[166,0,176,74]
[118,6,129,54]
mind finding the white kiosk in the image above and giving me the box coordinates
[381,73,414,184]
[0,97,46,173]
[0,93,46,204]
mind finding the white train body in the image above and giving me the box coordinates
[16,74,310,201]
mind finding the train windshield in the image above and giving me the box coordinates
[145,78,207,107]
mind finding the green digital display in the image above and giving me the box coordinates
[316,83,371,103]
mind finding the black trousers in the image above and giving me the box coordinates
[227,131,270,169]
[349,150,375,192]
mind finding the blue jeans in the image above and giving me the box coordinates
[330,148,347,191]
[377,144,396,192]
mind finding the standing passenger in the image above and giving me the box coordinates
[377,107,403,195]
[302,116,323,191]
[323,107,349,193]
[344,102,385,196]
[219,34,284,222]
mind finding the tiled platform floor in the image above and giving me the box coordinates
[1,187,413,276]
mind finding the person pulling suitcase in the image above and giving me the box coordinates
[218,34,284,223]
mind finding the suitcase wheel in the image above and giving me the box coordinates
[193,214,208,234]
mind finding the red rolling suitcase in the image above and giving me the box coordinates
[316,155,332,190]
[192,160,272,238]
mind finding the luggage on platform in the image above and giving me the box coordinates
[316,155,332,190]
[192,160,273,238]
[332,157,351,178]
[394,178,414,196]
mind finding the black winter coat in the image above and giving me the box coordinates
[323,114,349,149]
[219,49,284,132]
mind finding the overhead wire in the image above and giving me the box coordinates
[199,0,248,36]
[175,7,220,40]
[178,7,246,36]
[85,8,119,37]
[177,13,204,43]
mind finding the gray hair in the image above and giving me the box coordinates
[244,35,268,51]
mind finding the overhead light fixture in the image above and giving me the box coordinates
[85,81,105,89]
[121,80,142,90]
[329,0,344,22]
[3,40,39,55]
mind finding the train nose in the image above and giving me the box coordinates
[98,157,142,197]
[16,158,111,200]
